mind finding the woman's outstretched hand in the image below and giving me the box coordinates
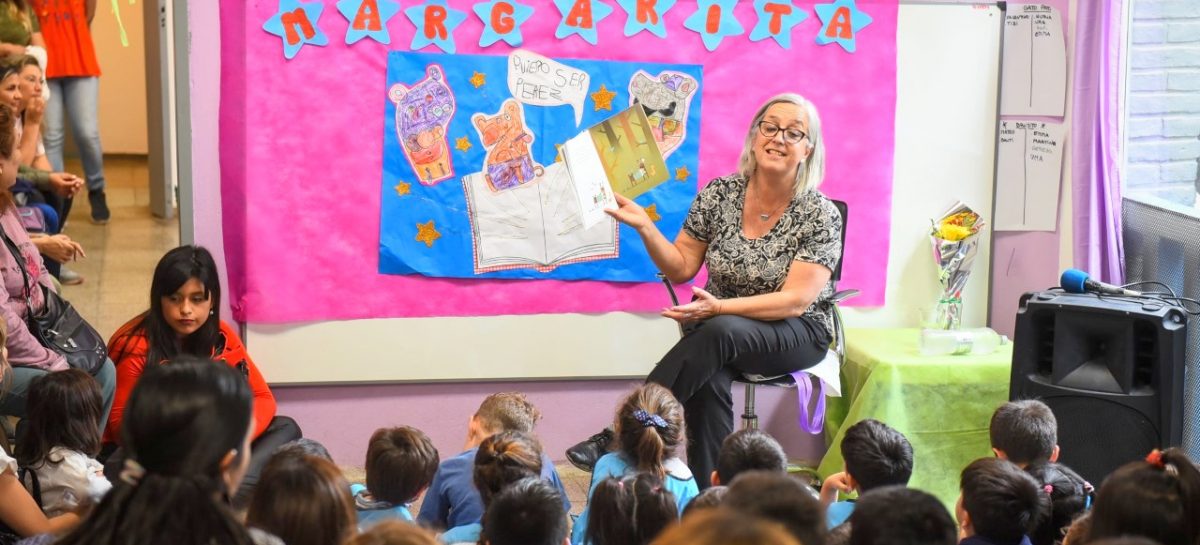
[604,192,652,231]
[663,286,723,323]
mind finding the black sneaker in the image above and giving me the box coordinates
[566,428,614,472]
[89,190,110,225]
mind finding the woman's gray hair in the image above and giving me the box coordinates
[737,93,826,196]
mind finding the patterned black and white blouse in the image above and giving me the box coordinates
[681,174,844,336]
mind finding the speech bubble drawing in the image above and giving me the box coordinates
[507,49,590,127]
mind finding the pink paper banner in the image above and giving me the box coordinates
[220,0,898,323]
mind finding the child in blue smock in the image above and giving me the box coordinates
[353,426,439,530]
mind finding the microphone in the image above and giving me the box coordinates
[1060,268,1142,296]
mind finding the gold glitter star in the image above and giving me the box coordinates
[455,136,472,152]
[469,71,486,88]
[591,84,617,111]
[415,220,441,248]
[645,203,662,222]
[394,181,411,196]
[675,166,690,181]
[554,143,564,163]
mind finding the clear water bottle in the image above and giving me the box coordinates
[918,327,1008,356]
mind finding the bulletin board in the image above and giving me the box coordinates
[217,1,1003,382]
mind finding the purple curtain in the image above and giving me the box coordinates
[1072,0,1127,283]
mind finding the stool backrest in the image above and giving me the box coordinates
[830,199,849,284]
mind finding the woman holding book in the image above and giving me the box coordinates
[567,93,843,489]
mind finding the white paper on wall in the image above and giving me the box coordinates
[995,120,1067,231]
[1000,4,1066,117]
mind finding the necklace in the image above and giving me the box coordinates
[749,183,789,221]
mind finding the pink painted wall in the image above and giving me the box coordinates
[185,0,825,466]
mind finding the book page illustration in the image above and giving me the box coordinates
[472,99,546,192]
[589,107,668,199]
[628,71,698,158]
[464,162,618,274]
[388,64,457,185]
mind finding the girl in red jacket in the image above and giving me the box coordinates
[105,245,301,507]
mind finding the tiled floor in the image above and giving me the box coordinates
[57,156,180,340]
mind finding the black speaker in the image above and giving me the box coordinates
[1011,291,1188,485]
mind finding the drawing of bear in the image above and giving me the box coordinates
[472,99,545,192]
[629,71,698,159]
[389,65,457,185]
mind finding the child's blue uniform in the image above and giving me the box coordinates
[416,448,570,529]
[569,452,699,545]
[351,483,414,530]
[439,523,482,545]
[827,500,856,527]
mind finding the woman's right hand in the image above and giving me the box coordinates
[25,96,44,125]
[604,192,653,231]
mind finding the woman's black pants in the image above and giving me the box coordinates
[645,314,830,489]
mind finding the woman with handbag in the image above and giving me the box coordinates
[106,245,302,508]
[0,102,115,422]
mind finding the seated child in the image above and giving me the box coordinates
[418,392,569,530]
[652,508,801,545]
[442,431,545,545]
[347,520,441,545]
[989,400,1058,467]
[482,477,569,545]
[712,429,787,486]
[570,384,698,545]
[680,485,728,519]
[15,369,112,517]
[585,472,677,545]
[820,419,913,527]
[848,486,956,545]
[725,470,825,545]
[273,437,334,461]
[1023,463,1092,545]
[957,458,1045,545]
[353,426,440,528]
[246,451,357,545]
[1087,448,1200,545]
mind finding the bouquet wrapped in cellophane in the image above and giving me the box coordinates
[929,202,986,330]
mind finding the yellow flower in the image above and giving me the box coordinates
[936,224,972,242]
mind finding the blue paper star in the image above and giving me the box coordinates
[553,0,614,45]
[814,0,872,53]
[615,0,675,38]
[474,0,535,47]
[337,0,400,45]
[262,0,328,60]
[683,0,743,52]
[749,0,807,49]
[405,0,468,53]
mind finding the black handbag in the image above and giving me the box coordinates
[0,228,107,375]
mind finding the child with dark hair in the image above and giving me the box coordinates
[246,452,357,545]
[273,437,334,461]
[957,458,1046,545]
[14,368,112,517]
[443,431,544,545]
[482,477,569,545]
[56,356,266,545]
[354,426,440,528]
[571,384,698,545]
[848,486,957,545]
[585,472,678,545]
[989,400,1058,467]
[712,428,787,486]
[725,470,825,545]
[1087,448,1200,545]
[418,392,569,530]
[821,418,913,527]
[1023,462,1092,545]
[681,485,727,518]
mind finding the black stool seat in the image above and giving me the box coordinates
[733,374,797,388]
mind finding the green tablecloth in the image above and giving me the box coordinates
[817,328,1013,510]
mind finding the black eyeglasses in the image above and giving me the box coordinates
[757,121,807,145]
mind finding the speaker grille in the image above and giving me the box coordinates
[1050,396,1159,485]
